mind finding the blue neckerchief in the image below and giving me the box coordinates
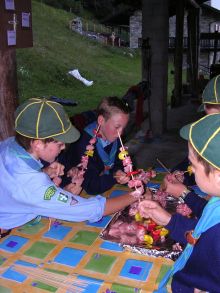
[10,138,43,171]
[84,122,118,174]
[154,196,220,292]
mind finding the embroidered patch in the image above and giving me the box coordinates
[57,193,69,203]
[70,196,78,205]
[44,186,57,200]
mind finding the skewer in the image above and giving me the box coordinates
[11,265,91,292]
[117,130,125,151]
[156,158,171,174]
[117,131,143,202]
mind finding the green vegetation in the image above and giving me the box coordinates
[16,1,141,116]
[17,1,174,117]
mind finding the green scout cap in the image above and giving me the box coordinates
[198,75,220,112]
[15,97,80,143]
[180,113,220,170]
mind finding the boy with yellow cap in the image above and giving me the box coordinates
[0,97,139,238]
[138,113,220,292]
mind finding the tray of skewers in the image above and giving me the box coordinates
[100,188,193,261]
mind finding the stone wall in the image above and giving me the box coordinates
[130,4,220,70]
[130,10,142,48]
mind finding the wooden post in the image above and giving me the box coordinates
[187,7,200,97]
[213,30,219,65]
[173,0,184,107]
[0,0,33,140]
[0,49,18,140]
[142,0,169,136]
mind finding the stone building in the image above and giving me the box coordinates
[130,1,220,73]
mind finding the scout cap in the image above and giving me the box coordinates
[15,97,80,143]
[180,113,220,170]
[198,74,220,112]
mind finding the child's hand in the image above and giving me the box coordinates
[163,175,187,197]
[53,176,62,187]
[172,170,184,183]
[67,167,79,178]
[138,200,171,226]
[114,170,129,185]
[64,183,82,195]
[43,162,64,178]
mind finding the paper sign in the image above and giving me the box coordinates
[5,0,15,10]
[22,12,30,28]
[7,30,16,46]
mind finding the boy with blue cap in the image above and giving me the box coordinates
[0,97,139,238]
[138,113,220,292]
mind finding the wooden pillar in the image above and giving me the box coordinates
[187,7,200,97]
[213,30,219,65]
[0,49,18,140]
[173,0,185,107]
[142,0,169,136]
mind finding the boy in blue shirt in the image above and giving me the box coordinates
[0,97,139,238]
[59,96,130,194]
[138,113,220,292]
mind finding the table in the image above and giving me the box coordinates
[0,176,174,293]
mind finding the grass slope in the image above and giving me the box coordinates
[16,1,141,116]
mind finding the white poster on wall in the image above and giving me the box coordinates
[22,13,30,28]
[5,0,15,10]
[7,30,16,46]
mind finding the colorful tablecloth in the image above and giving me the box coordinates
[0,173,175,293]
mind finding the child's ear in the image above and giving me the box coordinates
[30,139,45,151]
[213,169,220,186]
[97,115,104,125]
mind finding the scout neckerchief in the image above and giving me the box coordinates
[154,196,220,293]
[11,138,42,171]
[85,121,118,174]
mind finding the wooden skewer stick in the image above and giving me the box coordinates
[11,265,90,292]
[156,158,171,174]
[117,130,125,151]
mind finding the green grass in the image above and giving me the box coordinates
[16,1,141,116]
[17,1,175,117]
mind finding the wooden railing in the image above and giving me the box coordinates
[169,36,220,49]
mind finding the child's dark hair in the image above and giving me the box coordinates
[97,96,130,120]
[190,143,215,175]
[15,133,55,151]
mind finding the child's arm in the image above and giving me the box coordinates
[163,175,207,217]
[138,200,171,226]
[138,200,198,245]
[104,192,138,216]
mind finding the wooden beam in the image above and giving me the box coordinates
[0,49,18,140]
[142,0,169,136]
[187,7,200,97]
[173,0,185,107]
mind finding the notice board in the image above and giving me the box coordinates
[0,0,33,49]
